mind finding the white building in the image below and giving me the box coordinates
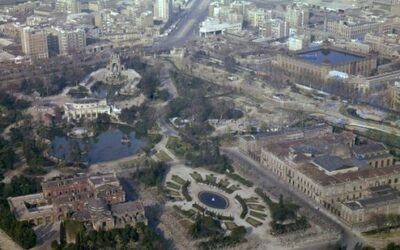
[199,18,242,36]
[154,0,172,22]
[271,19,289,39]
[247,8,272,27]
[63,98,118,121]
[57,0,81,13]
[285,5,309,29]
[21,26,49,59]
[56,27,86,55]
[288,35,306,51]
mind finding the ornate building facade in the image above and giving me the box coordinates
[240,126,399,228]
[276,45,377,82]
[8,173,147,231]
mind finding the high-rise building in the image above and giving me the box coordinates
[154,0,171,22]
[271,19,289,39]
[247,8,272,27]
[57,0,81,13]
[56,27,86,55]
[285,5,309,29]
[21,26,49,59]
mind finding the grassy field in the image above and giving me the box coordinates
[244,197,259,203]
[225,222,238,231]
[155,150,173,162]
[355,128,400,148]
[250,211,267,220]
[248,204,266,211]
[171,175,186,185]
[190,172,203,182]
[246,217,262,227]
[166,181,181,190]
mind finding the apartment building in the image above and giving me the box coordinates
[21,26,49,59]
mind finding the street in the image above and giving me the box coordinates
[153,0,211,50]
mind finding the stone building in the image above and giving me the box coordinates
[8,173,147,230]
[238,124,331,161]
[56,27,86,55]
[242,127,399,227]
[341,185,400,224]
[20,26,49,59]
[63,98,119,121]
[276,44,377,82]
[326,18,397,40]
[352,142,395,168]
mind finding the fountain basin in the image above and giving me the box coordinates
[198,191,229,209]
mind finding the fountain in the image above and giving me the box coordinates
[198,191,229,209]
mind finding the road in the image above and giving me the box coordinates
[152,0,211,50]
[222,147,366,250]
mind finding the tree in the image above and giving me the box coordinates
[223,56,236,73]
[370,213,388,230]
[51,240,59,250]
[69,141,82,166]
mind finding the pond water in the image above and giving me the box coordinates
[198,191,229,209]
[50,128,147,164]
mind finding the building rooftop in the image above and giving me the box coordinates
[298,163,400,186]
[313,155,367,172]
[42,175,87,190]
[262,131,399,187]
[344,189,400,210]
[352,142,387,155]
[88,173,119,188]
[294,48,365,65]
[111,201,144,215]
[8,193,53,221]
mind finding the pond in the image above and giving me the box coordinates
[198,191,229,209]
[49,127,147,164]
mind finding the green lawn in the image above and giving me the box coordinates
[225,222,238,231]
[156,150,173,161]
[250,211,267,220]
[190,172,203,182]
[166,181,181,190]
[172,175,187,185]
[167,190,181,196]
[248,204,266,211]
[206,174,217,184]
[218,179,230,188]
[244,197,259,203]
[246,217,263,227]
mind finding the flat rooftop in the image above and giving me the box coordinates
[344,189,400,210]
[294,48,365,65]
[313,155,367,172]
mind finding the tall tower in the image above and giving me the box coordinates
[56,27,86,55]
[21,27,49,59]
[154,0,171,22]
[57,0,81,13]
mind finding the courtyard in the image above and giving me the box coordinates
[164,165,271,235]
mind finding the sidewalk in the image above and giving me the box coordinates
[0,229,22,250]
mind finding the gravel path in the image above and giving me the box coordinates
[0,229,23,250]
